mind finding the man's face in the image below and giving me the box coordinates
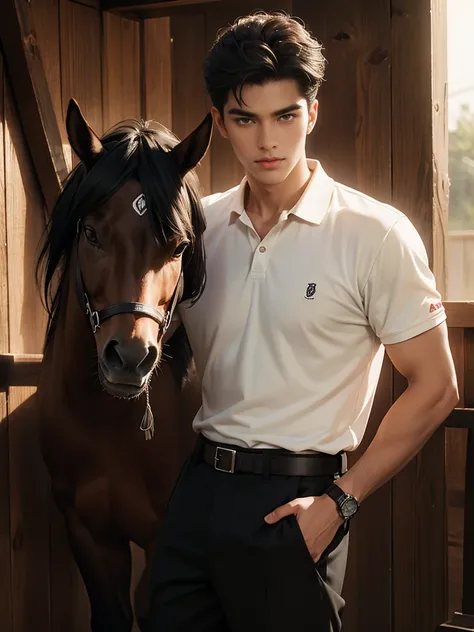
[212,79,318,186]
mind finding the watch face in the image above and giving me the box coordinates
[341,496,358,519]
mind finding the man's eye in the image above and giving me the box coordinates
[235,117,254,125]
[172,242,188,258]
[279,113,296,122]
[84,225,100,247]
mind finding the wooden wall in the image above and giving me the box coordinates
[0,0,448,631]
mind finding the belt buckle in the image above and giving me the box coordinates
[214,446,237,473]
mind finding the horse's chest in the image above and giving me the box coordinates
[74,466,159,546]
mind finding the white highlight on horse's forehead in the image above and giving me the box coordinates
[132,193,147,216]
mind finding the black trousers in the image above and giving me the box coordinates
[148,440,349,631]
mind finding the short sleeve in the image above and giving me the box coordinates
[363,216,446,345]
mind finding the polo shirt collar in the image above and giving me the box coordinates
[230,160,334,226]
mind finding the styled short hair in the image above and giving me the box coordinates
[204,11,326,114]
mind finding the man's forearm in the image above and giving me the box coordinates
[336,381,458,503]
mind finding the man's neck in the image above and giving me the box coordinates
[245,157,312,225]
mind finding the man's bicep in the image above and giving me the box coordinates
[384,322,455,387]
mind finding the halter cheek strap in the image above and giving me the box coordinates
[75,219,183,335]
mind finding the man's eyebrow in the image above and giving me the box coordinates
[273,103,303,116]
[227,108,257,118]
[227,103,303,118]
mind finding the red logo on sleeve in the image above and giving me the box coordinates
[429,301,443,313]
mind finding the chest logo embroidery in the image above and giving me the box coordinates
[305,282,317,300]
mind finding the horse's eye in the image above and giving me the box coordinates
[83,225,100,248]
[172,242,188,258]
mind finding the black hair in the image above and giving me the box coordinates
[204,11,326,114]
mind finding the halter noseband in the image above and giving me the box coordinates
[75,219,183,335]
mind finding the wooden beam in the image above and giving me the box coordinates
[0,0,68,212]
[445,408,474,429]
[70,0,101,10]
[0,354,43,390]
[437,613,474,630]
[103,0,220,19]
[446,302,474,328]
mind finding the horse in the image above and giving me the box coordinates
[35,98,211,632]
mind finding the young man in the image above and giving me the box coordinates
[149,12,458,631]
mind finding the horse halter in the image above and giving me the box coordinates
[75,219,183,336]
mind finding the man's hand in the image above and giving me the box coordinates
[264,494,344,562]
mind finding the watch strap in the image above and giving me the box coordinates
[325,482,347,506]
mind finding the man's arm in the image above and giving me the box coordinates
[264,322,458,562]
[336,321,458,502]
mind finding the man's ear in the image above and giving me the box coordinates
[211,106,228,139]
[307,100,319,135]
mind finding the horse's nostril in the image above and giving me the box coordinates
[103,339,124,371]
[103,339,158,378]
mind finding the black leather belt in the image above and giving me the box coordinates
[200,436,346,476]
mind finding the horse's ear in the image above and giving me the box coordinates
[169,113,213,177]
[66,98,105,170]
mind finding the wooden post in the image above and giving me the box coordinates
[0,0,68,212]
[391,1,448,630]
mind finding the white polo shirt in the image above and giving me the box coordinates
[178,160,446,454]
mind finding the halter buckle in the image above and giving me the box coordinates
[84,294,100,334]
[162,310,172,333]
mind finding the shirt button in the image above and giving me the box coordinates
[259,246,266,253]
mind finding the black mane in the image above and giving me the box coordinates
[36,119,206,387]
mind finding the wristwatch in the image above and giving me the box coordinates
[325,482,359,521]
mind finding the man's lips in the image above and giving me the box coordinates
[256,158,282,163]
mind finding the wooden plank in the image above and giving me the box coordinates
[431,0,449,298]
[71,0,100,9]
[0,51,12,632]
[446,302,474,328]
[103,0,220,17]
[0,391,11,632]
[297,0,392,200]
[30,0,64,146]
[462,329,474,614]
[4,69,50,632]
[290,2,392,630]
[446,329,465,617]
[4,82,47,357]
[391,1,447,630]
[171,12,211,194]
[445,409,474,429]
[0,0,68,212]
[438,613,474,631]
[0,354,43,389]
[143,18,172,129]
[102,13,141,133]
[60,0,102,167]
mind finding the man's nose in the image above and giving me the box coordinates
[257,123,277,151]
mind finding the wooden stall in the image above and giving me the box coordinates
[0,0,468,631]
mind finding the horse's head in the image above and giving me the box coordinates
[40,99,211,399]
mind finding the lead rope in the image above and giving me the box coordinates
[140,385,154,441]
